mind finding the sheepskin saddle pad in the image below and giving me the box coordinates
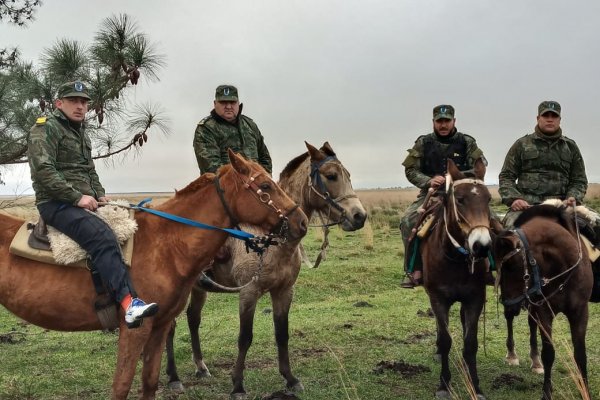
[9,200,137,268]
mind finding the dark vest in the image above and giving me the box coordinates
[422,133,468,176]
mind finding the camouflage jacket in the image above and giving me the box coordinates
[402,130,485,196]
[28,109,105,205]
[193,109,272,174]
[499,128,587,206]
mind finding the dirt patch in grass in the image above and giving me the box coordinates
[0,331,26,344]
[491,373,534,390]
[373,360,430,378]
[399,330,435,345]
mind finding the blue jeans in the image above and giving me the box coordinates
[38,201,135,302]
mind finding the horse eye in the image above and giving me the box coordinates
[325,173,337,181]
[260,182,271,191]
[455,197,464,205]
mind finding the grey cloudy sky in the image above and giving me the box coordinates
[2,0,600,195]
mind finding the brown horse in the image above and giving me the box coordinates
[420,158,491,399]
[0,150,308,400]
[495,204,592,400]
[164,142,367,399]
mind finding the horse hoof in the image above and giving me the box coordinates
[433,353,442,363]
[195,368,212,378]
[230,393,249,400]
[435,389,451,399]
[289,381,304,392]
[476,394,487,400]
[505,357,520,366]
[167,381,185,393]
[531,366,544,374]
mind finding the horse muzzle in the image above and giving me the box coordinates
[275,206,308,241]
[467,226,492,258]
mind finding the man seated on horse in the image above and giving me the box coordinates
[400,104,488,288]
[27,81,158,328]
[193,84,273,262]
[499,101,589,229]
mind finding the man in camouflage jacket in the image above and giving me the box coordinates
[499,101,588,228]
[28,81,158,328]
[193,84,272,174]
[400,105,487,288]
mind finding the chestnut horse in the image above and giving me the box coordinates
[495,205,592,400]
[420,158,491,400]
[0,150,308,400]
[164,142,367,399]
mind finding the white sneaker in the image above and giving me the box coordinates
[125,298,159,328]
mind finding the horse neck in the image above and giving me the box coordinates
[279,158,316,219]
[135,177,231,275]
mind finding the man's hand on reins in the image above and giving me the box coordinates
[510,199,530,211]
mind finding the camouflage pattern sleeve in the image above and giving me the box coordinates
[462,134,486,176]
[498,140,524,206]
[253,124,272,174]
[84,134,105,198]
[566,141,587,203]
[402,137,431,189]
[193,122,222,174]
[28,124,82,204]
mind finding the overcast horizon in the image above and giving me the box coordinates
[2,0,600,196]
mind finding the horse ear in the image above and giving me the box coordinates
[305,141,325,161]
[228,149,250,176]
[320,141,336,156]
[447,158,463,181]
[473,158,486,180]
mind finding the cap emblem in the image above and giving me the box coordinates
[74,82,84,92]
[224,88,230,95]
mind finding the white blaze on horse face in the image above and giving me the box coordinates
[471,187,479,196]
[468,226,491,252]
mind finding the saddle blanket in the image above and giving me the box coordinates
[9,202,136,268]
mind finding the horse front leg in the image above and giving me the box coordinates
[461,299,485,399]
[139,323,172,400]
[112,325,150,400]
[567,305,589,397]
[165,319,185,392]
[231,289,260,400]
[504,306,520,366]
[188,287,211,378]
[528,312,544,374]
[271,287,303,392]
[537,313,555,400]
[430,297,452,398]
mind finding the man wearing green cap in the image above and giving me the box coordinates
[28,81,158,328]
[193,84,272,174]
[399,104,487,288]
[499,100,588,228]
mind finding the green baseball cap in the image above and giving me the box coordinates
[57,81,91,100]
[538,100,561,116]
[215,85,239,101]
[433,104,455,120]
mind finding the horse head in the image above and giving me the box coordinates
[305,141,367,231]
[444,158,492,258]
[221,150,308,241]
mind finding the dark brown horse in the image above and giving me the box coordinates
[495,204,592,400]
[0,150,307,400]
[164,142,367,399]
[420,158,491,399]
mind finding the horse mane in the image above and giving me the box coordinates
[514,204,576,234]
[279,153,309,182]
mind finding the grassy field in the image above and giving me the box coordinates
[1,190,600,399]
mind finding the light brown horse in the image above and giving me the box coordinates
[0,150,308,400]
[164,142,367,399]
[420,158,491,400]
[495,204,592,400]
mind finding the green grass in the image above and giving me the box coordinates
[1,221,600,399]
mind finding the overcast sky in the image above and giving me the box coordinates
[2,0,600,196]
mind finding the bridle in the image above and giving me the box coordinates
[443,177,491,267]
[499,210,583,307]
[308,155,358,227]
[215,168,300,250]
